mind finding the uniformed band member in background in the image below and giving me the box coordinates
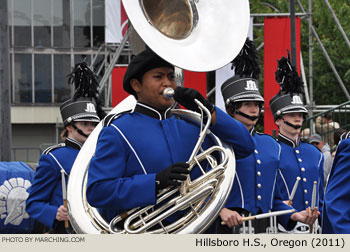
[86,48,255,227]
[26,63,104,233]
[270,53,324,233]
[323,131,350,233]
[214,39,316,234]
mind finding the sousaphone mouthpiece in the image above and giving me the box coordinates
[163,87,175,100]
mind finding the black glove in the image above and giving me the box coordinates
[155,162,190,190]
[173,86,215,114]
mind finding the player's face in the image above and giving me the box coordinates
[278,112,304,136]
[68,121,97,144]
[132,67,176,110]
[233,101,260,129]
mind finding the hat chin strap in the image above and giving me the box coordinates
[71,123,89,138]
[282,119,302,130]
[235,111,259,121]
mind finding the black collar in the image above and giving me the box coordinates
[65,137,82,150]
[134,102,172,120]
[277,133,300,148]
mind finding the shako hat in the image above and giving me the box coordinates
[60,62,105,126]
[269,52,308,121]
[221,38,264,106]
[60,98,100,127]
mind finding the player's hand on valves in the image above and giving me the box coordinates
[220,208,243,227]
[173,87,215,114]
[155,162,190,190]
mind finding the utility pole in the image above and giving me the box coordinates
[309,0,314,133]
[0,0,12,161]
[290,0,297,68]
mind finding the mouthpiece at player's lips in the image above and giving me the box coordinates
[163,87,174,100]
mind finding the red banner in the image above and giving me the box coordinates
[183,71,207,98]
[111,66,129,106]
[263,17,301,136]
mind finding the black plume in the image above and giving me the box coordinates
[67,62,106,119]
[231,38,261,79]
[275,51,303,94]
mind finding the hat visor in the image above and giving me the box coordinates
[228,94,265,104]
[232,97,265,103]
[70,114,101,124]
[308,140,320,144]
[73,117,100,123]
[280,106,308,115]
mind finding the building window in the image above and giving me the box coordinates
[92,0,105,48]
[74,54,91,66]
[10,0,109,105]
[14,54,32,103]
[34,54,52,103]
[33,0,51,47]
[13,0,31,47]
[53,0,71,48]
[54,55,72,103]
[74,0,91,48]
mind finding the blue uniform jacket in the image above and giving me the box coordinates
[276,134,324,222]
[87,103,255,222]
[224,131,293,228]
[26,138,81,228]
[323,138,350,234]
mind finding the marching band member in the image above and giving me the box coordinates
[323,132,350,233]
[26,63,103,233]
[214,39,313,234]
[270,53,324,233]
[86,48,255,227]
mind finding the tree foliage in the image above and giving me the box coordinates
[249,0,350,105]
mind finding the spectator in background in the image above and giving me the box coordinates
[308,134,332,186]
[328,128,347,162]
[301,128,310,142]
[333,128,347,148]
[331,147,337,160]
[330,128,347,162]
[315,113,339,148]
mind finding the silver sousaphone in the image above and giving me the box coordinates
[67,0,250,234]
